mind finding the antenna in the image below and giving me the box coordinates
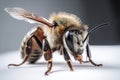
[83,23,108,43]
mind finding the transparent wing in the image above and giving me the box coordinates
[5,7,53,27]
[5,7,38,23]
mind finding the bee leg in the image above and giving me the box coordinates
[44,50,52,75]
[45,60,52,76]
[67,61,73,71]
[43,39,52,75]
[86,44,103,66]
[63,47,73,71]
[8,37,33,67]
[8,55,29,67]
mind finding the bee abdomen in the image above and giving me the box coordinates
[20,38,43,64]
[28,50,42,63]
[20,26,45,64]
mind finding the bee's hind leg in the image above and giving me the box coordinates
[8,55,29,67]
[8,36,33,67]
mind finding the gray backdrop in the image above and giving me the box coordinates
[0,0,120,53]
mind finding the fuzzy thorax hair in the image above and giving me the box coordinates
[49,12,85,28]
[48,12,88,37]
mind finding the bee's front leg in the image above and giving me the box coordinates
[86,44,103,66]
[62,47,73,71]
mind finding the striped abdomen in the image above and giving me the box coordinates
[20,26,45,63]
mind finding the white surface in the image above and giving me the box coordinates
[0,45,120,80]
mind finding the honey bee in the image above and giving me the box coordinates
[5,7,105,75]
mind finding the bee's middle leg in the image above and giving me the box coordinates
[44,49,52,75]
[43,39,52,75]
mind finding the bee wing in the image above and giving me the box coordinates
[5,7,53,27]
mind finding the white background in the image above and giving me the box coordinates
[0,46,120,80]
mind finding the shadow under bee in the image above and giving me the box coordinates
[7,61,120,75]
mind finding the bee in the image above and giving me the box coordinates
[5,7,106,75]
